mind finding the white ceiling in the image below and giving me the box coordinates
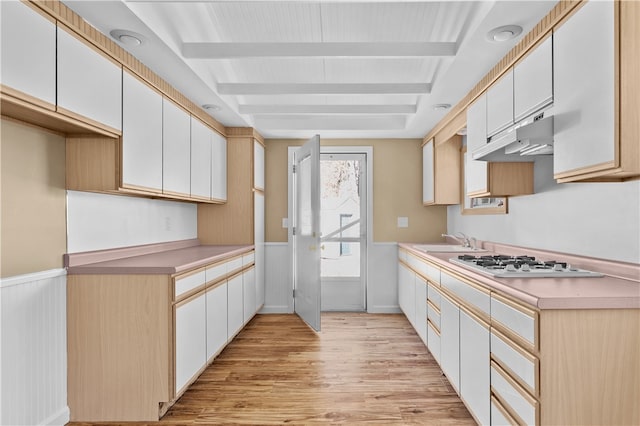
[63,0,558,139]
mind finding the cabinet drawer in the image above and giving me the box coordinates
[427,320,441,364]
[441,271,490,317]
[175,269,206,299]
[491,395,519,426]
[427,300,441,329]
[491,293,538,350]
[407,253,440,283]
[226,256,243,274]
[205,262,227,285]
[243,252,255,266]
[491,361,538,426]
[491,329,538,396]
[398,248,408,263]
[427,283,441,308]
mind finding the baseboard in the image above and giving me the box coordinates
[367,306,402,314]
[259,305,292,314]
[41,406,70,426]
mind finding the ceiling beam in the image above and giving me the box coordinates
[254,115,406,130]
[183,42,457,59]
[238,104,417,114]
[218,83,430,95]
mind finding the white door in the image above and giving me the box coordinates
[320,152,367,311]
[293,135,321,331]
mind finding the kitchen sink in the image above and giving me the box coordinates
[413,244,487,253]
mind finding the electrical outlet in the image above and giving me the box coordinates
[397,217,409,228]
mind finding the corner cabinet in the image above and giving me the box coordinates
[553,0,639,182]
[198,129,266,313]
[422,136,461,205]
[466,95,534,198]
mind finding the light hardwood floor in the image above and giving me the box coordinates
[72,313,473,425]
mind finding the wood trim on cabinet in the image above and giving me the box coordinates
[459,303,490,330]
[426,299,440,316]
[2,89,119,137]
[491,395,520,426]
[427,318,440,335]
[539,308,640,425]
[619,0,640,176]
[491,291,539,353]
[491,326,540,397]
[174,285,207,308]
[67,274,172,421]
[1,84,55,112]
[491,360,540,420]
[56,105,122,137]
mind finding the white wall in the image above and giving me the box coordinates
[448,156,640,264]
[66,190,197,253]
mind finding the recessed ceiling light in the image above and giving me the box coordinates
[109,29,144,47]
[487,25,523,42]
[202,104,222,112]
[433,104,451,111]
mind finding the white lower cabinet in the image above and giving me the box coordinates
[174,292,206,395]
[398,262,416,327]
[206,282,228,361]
[491,361,539,425]
[426,320,441,365]
[227,274,244,338]
[243,267,256,324]
[459,308,490,425]
[440,293,460,392]
[415,276,427,345]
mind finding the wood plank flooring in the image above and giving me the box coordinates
[72,313,474,425]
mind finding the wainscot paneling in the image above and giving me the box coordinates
[0,269,69,426]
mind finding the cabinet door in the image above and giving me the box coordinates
[254,193,265,310]
[190,117,212,199]
[398,263,415,326]
[440,294,460,393]
[227,274,244,338]
[175,292,206,395]
[460,308,490,425]
[122,71,163,192]
[206,282,228,361]
[211,131,228,201]
[514,36,553,121]
[254,141,265,190]
[57,26,122,131]
[553,1,615,176]
[415,276,428,345]
[466,95,488,196]
[242,267,256,324]
[486,70,514,137]
[422,139,435,204]
[162,98,191,196]
[0,2,56,107]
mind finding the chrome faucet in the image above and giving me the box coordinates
[442,232,471,247]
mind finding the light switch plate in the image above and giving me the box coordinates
[397,217,409,228]
[282,218,289,228]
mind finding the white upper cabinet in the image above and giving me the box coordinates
[553,1,615,177]
[211,132,228,201]
[57,26,122,131]
[190,117,212,200]
[162,98,191,196]
[513,36,553,122]
[422,139,435,204]
[0,2,56,107]
[466,94,488,196]
[253,141,265,190]
[486,70,514,137]
[122,71,163,192]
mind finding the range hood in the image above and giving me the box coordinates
[472,109,553,162]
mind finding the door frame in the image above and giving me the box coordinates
[288,145,374,313]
